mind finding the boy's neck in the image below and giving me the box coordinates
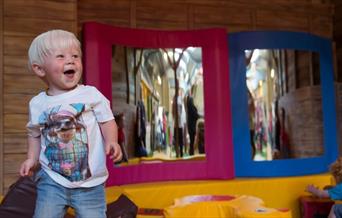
[46,85,79,96]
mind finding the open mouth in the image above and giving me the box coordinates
[64,69,75,75]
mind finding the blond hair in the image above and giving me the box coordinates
[28,30,81,72]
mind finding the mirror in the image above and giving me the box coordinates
[245,49,323,161]
[111,45,205,164]
[83,22,233,185]
[230,31,338,177]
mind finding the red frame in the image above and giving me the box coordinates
[83,22,233,185]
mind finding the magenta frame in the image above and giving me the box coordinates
[83,22,234,186]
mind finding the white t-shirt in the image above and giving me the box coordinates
[27,85,114,188]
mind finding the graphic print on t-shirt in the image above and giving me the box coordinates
[39,103,91,182]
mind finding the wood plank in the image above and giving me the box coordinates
[4,17,77,37]
[215,0,330,15]
[4,114,28,134]
[78,0,130,21]
[4,133,27,154]
[0,0,4,195]
[78,0,130,30]
[4,36,33,56]
[4,153,26,175]
[311,15,333,38]
[136,20,188,30]
[4,0,76,20]
[136,1,187,25]
[192,23,251,33]
[193,5,252,26]
[4,55,30,75]
[4,94,31,114]
[256,10,309,29]
[130,0,137,28]
[4,74,46,95]
[149,0,332,15]
[78,18,130,29]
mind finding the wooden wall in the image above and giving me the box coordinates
[1,0,78,194]
[0,0,336,194]
[77,0,333,36]
[0,0,3,196]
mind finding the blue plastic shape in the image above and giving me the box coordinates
[229,31,338,177]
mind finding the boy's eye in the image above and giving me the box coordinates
[56,54,64,58]
[72,55,79,58]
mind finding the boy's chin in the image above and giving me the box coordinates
[65,83,79,90]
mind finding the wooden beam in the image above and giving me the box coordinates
[130,0,136,28]
[0,0,4,195]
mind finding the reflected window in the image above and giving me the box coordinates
[111,46,205,164]
[245,49,322,161]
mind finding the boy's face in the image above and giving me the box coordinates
[35,45,82,95]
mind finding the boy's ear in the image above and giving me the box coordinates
[32,64,45,78]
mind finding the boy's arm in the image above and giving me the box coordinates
[19,135,41,176]
[306,184,330,198]
[99,119,122,162]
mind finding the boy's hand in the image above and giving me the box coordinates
[19,158,37,176]
[106,142,122,162]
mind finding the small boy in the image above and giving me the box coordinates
[306,157,342,218]
[19,29,122,218]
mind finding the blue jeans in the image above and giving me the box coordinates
[33,169,106,218]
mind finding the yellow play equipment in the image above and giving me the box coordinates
[105,173,331,218]
[164,195,291,218]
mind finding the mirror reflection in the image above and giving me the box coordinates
[245,49,323,161]
[111,46,205,165]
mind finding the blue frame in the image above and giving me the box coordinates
[229,31,338,177]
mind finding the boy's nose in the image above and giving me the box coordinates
[66,56,75,64]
